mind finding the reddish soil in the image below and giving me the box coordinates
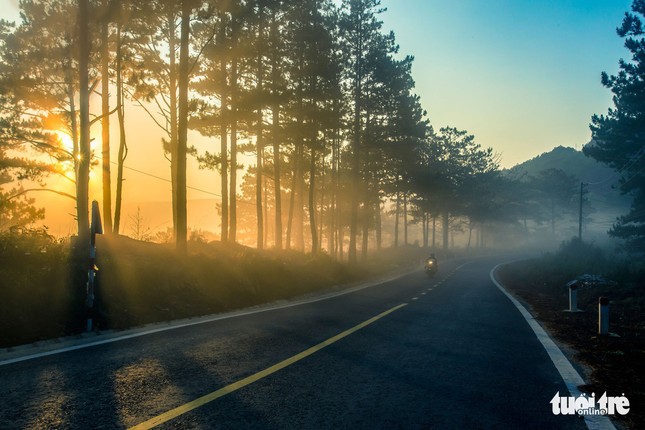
[496,261,644,430]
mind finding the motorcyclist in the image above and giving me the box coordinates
[424,253,438,275]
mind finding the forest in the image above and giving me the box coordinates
[0,0,643,260]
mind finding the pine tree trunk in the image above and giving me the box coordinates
[348,130,360,263]
[361,203,368,261]
[318,152,325,251]
[66,71,79,224]
[176,0,190,254]
[285,147,297,250]
[219,22,228,242]
[256,132,263,249]
[329,134,339,258]
[432,215,436,249]
[295,143,305,251]
[100,2,112,233]
[442,211,449,251]
[309,146,318,254]
[263,166,269,246]
[270,8,282,250]
[349,38,362,264]
[394,191,400,247]
[169,12,178,241]
[229,54,238,243]
[338,225,344,261]
[113,25,128,235]
[421,213,425,248]
[255,11,264,249]
[220,124,228,242]
[272,104,281,248]
[375,202,382,250]
[77,0,91,243]
[403,192,408,246]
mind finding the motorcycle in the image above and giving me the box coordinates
[424,256,438,277]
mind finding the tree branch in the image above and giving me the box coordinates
[89,105,120,126]
[6,188,76,201]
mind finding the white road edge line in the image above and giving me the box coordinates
[0,268,419,367]
[490,263,616,430]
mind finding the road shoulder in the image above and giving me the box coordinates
[490,263,617,430]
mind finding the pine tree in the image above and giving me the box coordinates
[339,0,388,262]
[0,0,102,240]
[586,0,645,252]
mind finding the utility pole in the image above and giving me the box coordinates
[578,182,586,241]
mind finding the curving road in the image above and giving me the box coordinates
[0,256,589,429]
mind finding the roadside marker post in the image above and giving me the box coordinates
[598,297,610,336]
[86,200,103,332]
[569,282,578,312]
[565,280,581,312]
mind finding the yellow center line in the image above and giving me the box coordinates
[129,303,408,430]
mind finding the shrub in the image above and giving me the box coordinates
[543,237,608,280]
[0,229,84,347]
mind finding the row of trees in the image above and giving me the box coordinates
[0,0,611,258]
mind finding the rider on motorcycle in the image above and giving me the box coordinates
[424,253,438,276]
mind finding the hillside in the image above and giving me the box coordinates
[508,145,616,184]
[506,145,631,236]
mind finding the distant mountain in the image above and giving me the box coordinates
[507,145,617,185]
[506,145,631,231]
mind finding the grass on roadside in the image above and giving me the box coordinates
[0,231,428,348]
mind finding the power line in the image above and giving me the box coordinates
[586,144,645,186]
[121,163,221,199]
[618,162,645,189]
[93,154,258,207]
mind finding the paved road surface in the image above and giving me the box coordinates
[0,256,589,429]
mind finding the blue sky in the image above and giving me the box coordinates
[381,0,633,166]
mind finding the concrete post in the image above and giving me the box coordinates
[598,297,609,335]
[568,283,579,312]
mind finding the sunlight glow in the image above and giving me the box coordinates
[54,130,74,155]
[51,131,77,181]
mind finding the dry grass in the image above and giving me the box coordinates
[0,233,427,348]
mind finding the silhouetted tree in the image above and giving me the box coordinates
[586,0,645,253]
[339,0,387,263]
[0,2,93,237]
[528,168,577,237]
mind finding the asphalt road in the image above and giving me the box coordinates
[0,255,588,429]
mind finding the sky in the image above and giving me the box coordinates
[0,0,636,235]
[380,0,632,166]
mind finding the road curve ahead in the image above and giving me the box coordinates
[0,256,588,429]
